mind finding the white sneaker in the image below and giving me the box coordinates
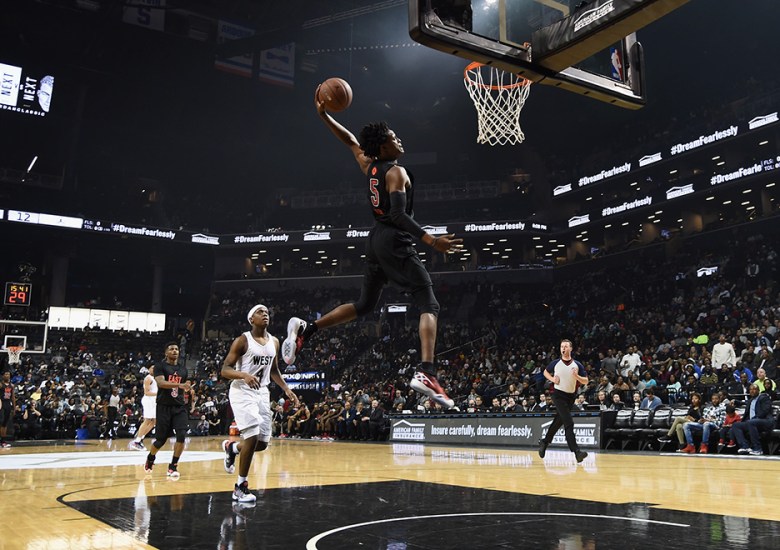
[128,441,146,451]
[281,317,307,365]
[233,481,257,503]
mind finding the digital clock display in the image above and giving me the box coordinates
[4,282,32,306]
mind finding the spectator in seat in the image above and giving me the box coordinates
[681,393,725,454]
[355,401,370,440]
[733,363,754,384]
[609,393,624,411]
[754,368,776,395]
[640,387,662,410]
[630,392,642,411]
[753,348,777,380]
[595,390,610,411]
[368,399,386,441]
[196,415,209,436]
[719,403,742,449]
[531,394,549,413]
[733,383,774,456]
[665,374,682,403]
[659,392,703,450]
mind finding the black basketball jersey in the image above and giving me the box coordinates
[1,382,12,405]
[155,360,188,407]
[367,161,415,226]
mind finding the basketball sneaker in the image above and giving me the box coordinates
[282,317,307,365]
[233,481,257,503]
[538,439,549,459]
[144,456,155,474]
[167,465,180,480]
[223,439,237,474]
[410,371,454,409]
[128,440,146,451]
[575,450,588,463]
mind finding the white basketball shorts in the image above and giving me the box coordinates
[229,385,271,442]
[141,396,157,419]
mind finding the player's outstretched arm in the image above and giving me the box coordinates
[315,87,371,173]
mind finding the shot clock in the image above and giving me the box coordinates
[4,282,32,306]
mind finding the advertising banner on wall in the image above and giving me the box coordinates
[389,414,601,448]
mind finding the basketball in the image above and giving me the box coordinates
[317,77,353,112]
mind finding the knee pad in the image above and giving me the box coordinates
[413,286,440,316]
[152,438,166,450]
[175,433,187,443]
[254,441,268,452]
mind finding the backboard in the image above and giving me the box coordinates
[0,319,48,355]
[410,0,690,109]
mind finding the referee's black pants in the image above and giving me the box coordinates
[542,389,580,452]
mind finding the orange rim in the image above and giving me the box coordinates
[464,62,531,91]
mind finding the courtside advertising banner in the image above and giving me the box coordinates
[390,414,600,448]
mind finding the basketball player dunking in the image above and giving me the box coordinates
[129,365,157,451]
[538,339,589,463]
[221,304,299,503]
[281,91,463,409]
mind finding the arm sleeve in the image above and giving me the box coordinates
[389,191,426,239]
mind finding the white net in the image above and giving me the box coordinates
[464,62,531,146]
[6,346,23,365]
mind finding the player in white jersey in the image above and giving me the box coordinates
[538,339,590,463]
[220,304,299,503]
[129,365,158,451]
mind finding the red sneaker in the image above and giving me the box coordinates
[410,371,454,409]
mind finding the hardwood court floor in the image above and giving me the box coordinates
[1,437,778,549]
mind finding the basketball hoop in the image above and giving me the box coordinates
[463,61,531,146]
[6,346,23,365]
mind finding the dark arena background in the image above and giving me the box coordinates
[1,1,780,549]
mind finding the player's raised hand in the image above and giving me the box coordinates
[432,234,464,253]
[314,84,326,115]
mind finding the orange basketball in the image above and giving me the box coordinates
[317,77,353,112]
